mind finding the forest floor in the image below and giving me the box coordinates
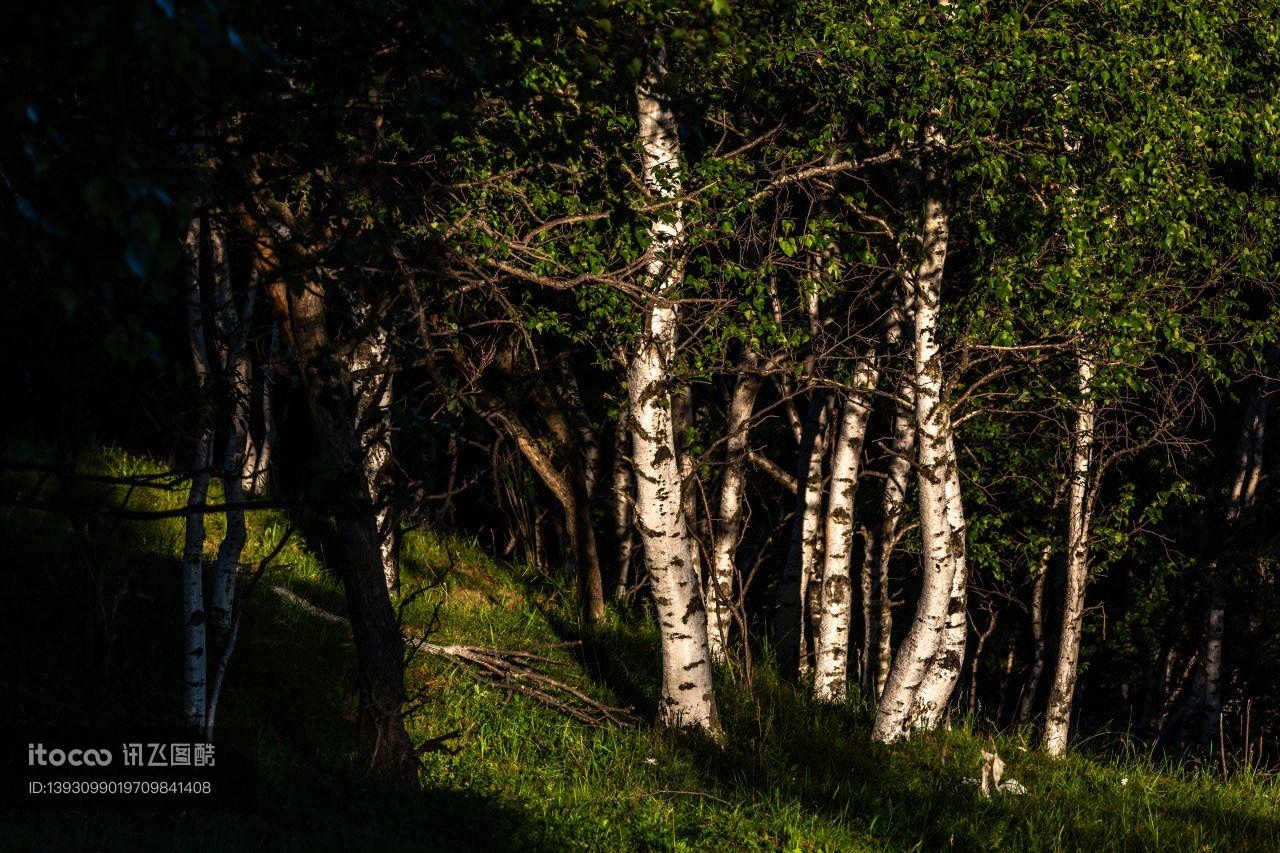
[2,447,1279,851]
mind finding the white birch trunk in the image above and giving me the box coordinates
[775,395,831,676]
[812,361,879,701]
[672,384,707,600]
[707,354,761,663]
[865,372,915,697]
[805,413,837,667]
[872,124,968,741]
[182,216,211,728]
[629,46,720,736]
[349,325,397,593]
[1043,353,1097,756]
[611,425,635,598]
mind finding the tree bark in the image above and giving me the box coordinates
[864,371,915,698]
[182,215,211,729]
[530,379,608,624]
[706,352,762,663]
[505,412,606,624]
[496,379,606,625]
[873,123,968,741]
[285,280,418,784]
[775,394,831,677]
[967,603,997,716]
[1017,537,1055,724]
[348,323,398,593]
[1043,353,1097,756]
[812,360,878,701]
[610,424,635,599]
[208,220,255,642]
[628,45,720,737]
[559,362,601,499]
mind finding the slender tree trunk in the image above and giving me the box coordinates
[873,123,967,741]
[805,413,837,668]
[910,462,969,726]
[348,324,398,593]
[865,372,915,698]
[209,221,255,642]
[775,394,831,677]
[707,353,762,663]
[860,525,873,692]
[967,603,997,715]
[533,381,608,624]
[550,363,609,617]
[1043,353,1097,756]
[1198,373,1270,744]
[611,425,635,599]
[812,361,879,701]
[629,46,720,737]
[182,216,211,729]
[1017,538,1055,724]
[780,239,838,678]
[862,291,915,698]
[244,321,279,497]
[1199,578,1227,742]
[503,413,606,623]
[571,474,606,622]
[671,383,708,600]
[286,281,418,784]
[560,363,602,498]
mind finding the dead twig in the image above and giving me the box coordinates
[268,585,638,729]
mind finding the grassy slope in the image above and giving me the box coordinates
[1,447,1277,851]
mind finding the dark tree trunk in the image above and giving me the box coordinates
[286,282,417,785]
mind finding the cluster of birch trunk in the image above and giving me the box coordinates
[138,11,1276,781]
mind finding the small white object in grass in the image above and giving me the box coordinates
[1120,776,1129,786]
[645,758,657,765]
[980,750,1006,797]
[974,750,1026,797]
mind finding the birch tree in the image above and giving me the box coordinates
[812,359,879,701]
[182,215,212,729]
[706,352,762,663]
[774,395,831,677]
[628,44,720,736]
[610,426,636,599]
[348,321,399,593]
[862,324,915,698]
[208,220,256,640]
[873,122,969,741]
[1043,353,1098,755]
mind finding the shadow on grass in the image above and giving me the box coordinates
[4,781,552,853]
[539,603,662,726]
[1,504,560,852]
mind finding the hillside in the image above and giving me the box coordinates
[2,449,1277,852]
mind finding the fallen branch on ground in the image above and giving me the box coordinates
[270,585,638,729]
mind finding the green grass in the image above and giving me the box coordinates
[2,446,1277,851]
